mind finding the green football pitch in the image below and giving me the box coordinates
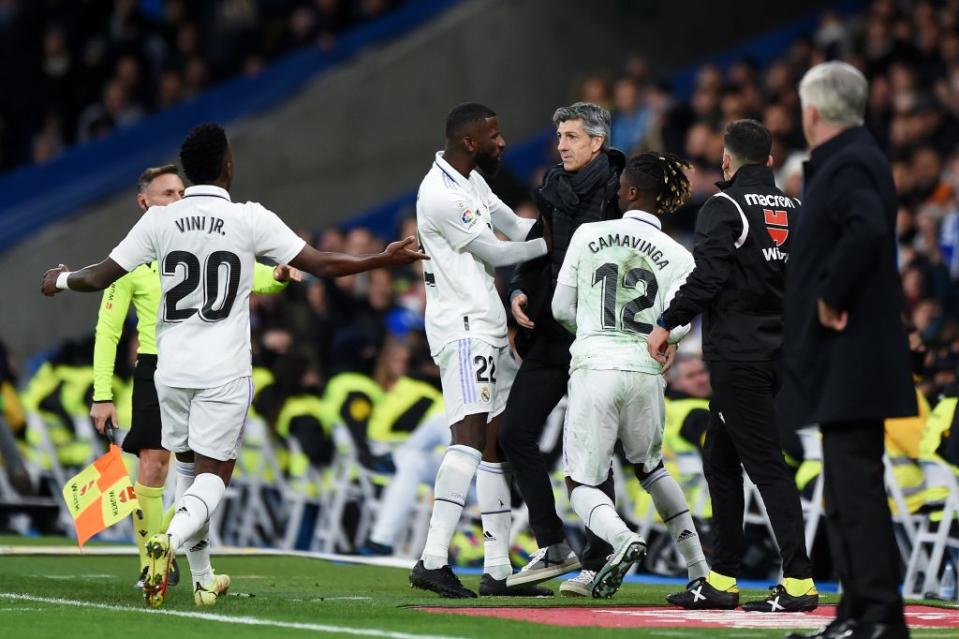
[1,536,956,639]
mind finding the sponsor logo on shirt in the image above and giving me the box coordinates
[745,193,797,208]
[761,208,790,263]
[763,209,789,247]
[461,208,476,227]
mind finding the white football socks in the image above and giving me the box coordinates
[184,520,213,586]
[421,444,481,570]
[166,472,225,551]
[174,459,195,506]
[569,484,631,548]
[477,461,512,581]
[171,459,215,585]
[641,467,708,581]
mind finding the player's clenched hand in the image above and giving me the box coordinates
[660,343,678,376]
[647,325,670,365]
[90,401,119,435]
[511,292,534,329]
[273,264,303,282]
[41,264,69,297]
[384,236,429,265]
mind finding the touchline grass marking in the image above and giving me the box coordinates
[0,593,467,639]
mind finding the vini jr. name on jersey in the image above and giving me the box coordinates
[175,215,227,236]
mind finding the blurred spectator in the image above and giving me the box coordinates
[610,77,649,153]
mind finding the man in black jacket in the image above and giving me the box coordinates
[500,102,626,593]
[648,119,817,612]
[783,62,915,639]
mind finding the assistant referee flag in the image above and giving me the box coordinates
[61,444,139,546]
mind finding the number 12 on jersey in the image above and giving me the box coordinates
[592,262,658,335]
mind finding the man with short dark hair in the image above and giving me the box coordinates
[551,152,709,599]
[410,103,550,599]
[90,163,299,591]
[648,119,817,612]
[42,122,427,609]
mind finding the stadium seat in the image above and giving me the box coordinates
[902,458,959,598]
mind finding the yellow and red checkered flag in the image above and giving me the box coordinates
[61,443,139,547]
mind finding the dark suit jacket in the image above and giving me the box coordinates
[781,126,916,427]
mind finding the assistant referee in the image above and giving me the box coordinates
[647,119,817,612]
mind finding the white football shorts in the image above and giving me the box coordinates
[563,368,666,486]
[435,338,518,426]
[156,376,253,461]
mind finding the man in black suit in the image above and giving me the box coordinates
[784,62,917,639]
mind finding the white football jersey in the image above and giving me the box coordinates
[109,185,305,389]
[557,210,695,374]
[417,152,513,355]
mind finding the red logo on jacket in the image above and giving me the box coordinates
[763,209,789,247]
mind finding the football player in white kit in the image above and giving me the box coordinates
[41,123,427,608]
[551,153,710,598]
[410,103,552,598]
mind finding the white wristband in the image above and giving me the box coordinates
[56,271,72,291]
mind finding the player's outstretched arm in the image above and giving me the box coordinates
[41,259,129,296]
[463,234,547,268]
[288,236,427,279]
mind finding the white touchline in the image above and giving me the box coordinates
[0,593,466,639]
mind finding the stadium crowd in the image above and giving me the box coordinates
[557,0,959,407]
[2,0,959,589]
[0,0,404,174]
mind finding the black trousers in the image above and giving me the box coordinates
[821,420,906,627]
[703,360,812,579]
[499,350,614,570]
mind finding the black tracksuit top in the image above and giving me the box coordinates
[660,164,796,362]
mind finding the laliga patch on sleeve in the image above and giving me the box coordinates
[461,208,478,228]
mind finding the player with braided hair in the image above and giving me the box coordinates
[621,152,693,215]
[550,152,710,599]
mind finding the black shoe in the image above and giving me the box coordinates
[409,560,477,598]
[478,573,553,597]
[851,623,909,639]
[743,584,818,612]
[168,558,180,587]
[786,619,857,639]
[666,576,739,610]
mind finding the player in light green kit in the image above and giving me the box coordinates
[89,164,299,592]
[551,153,710,599]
